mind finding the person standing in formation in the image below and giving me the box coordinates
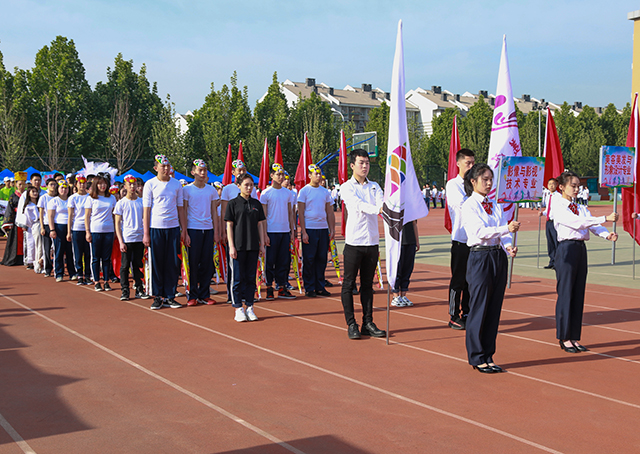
[47,180,76,282]
[85,174,116,292]
[391,220,420,307]
[539,177,560,270]
[37,178,58,276]
[67,175,91,285]
[445,148,475,330]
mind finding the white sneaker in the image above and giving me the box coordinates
[234,307,247,322]
[402,296,413,306]
[246,306,258,321]
[391,296,406,307]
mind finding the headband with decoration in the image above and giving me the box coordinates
[155,154,170,165]
[13,171,27,182]
[232,159,245,169]
[213,181,223,189]
[75,175,87,183]
[58,180,69,189]
[109,185,119,194]
[193,159,207,168]
[307,164,321,174]
[123,175,137,184]
[271,163,284,173]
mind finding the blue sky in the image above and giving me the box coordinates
[1,0,638,113]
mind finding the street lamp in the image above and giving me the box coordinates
[533,102,548,157]
[331,108,345,122]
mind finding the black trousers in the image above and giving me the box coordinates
[465,248,507,366]
[449,241,470,319]
[545,220,558,266]
[393,243,416,292]
[187,228,214,300]
[341,244,378,326]
[42,225,53,274]
[231,249,259,308]
[302,228,329,293]
[554,240,587,341]
[266,232,290,288]
[120,241,145,291]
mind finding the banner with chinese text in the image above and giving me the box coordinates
[496,156,545,203]
[599,146,635,188]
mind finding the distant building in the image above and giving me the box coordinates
[174,111,193,135]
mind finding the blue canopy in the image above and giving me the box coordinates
[21,166,42,177]
[0,169,14,180]
[141,171,155,182]
[207,171,222,183]
[114,169,144,183]
[173,171,194,183]
[246,172,259,184]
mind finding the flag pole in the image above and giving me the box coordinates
[612,188,618,265]
[507,203,519,289]
[537,215,541,269]
[386,284,390,346]
[634,185,637,279]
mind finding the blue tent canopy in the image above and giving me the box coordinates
[114,169,144,183]
[141,171,155,182]
[21,166,42,177]
[247,172,259,184]
[0,169,14,180]
[173,171,194,183]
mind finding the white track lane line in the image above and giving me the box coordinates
[0,292,306,454]
[4,289,563,454]
[0,411,36,454]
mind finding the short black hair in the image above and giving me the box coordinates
[53,172,64,180]
[557,171,579,187]
[463,163,493,197]
[548,177,558,184]
[350,148,369,165]
[456,148,475,161]
[29,172,41,181]
[236,173,254,185]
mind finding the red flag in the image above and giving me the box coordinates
[274,136,283,166]
[338,130,349,236]
[622,93,640,244]
[258,137,270,193]
[222,143,233,185]
[444,115,460,233]
[542,107,565,184]
[294,132,313,189]
[237,140,245,163]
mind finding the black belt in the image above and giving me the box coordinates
[470,245,501,252]
[559,239,585,244]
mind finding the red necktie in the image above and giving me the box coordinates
[482,199,493,215]
[569,202,578,215]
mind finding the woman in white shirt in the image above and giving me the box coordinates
[461,164,520,374]
[22,185,41,271]
[48,180,77,282]
[85,175,116,292]
[552,171,617,353]
[67,175,91,285]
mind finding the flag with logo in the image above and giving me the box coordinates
[382,20,429,287]
[487,35,522,222]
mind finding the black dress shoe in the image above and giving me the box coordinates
[559,340,579,353]
[348,323,361,339]
[571,341,588,352]
[361,322,386,338]
[305,291,317,298]
[544,264,555,269]
[473,364,496,374]
[316,289,331,297]
[324,280,334,287]
[488,363,505,373]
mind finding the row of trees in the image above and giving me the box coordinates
[0,35,633,185]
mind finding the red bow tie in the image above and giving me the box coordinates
[482,199,493,215]
[569,202,578,215]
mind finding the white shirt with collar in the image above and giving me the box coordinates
[340,176,383,246]
[445,175,467,242]
[542,190,560,220]
[551,197,608,242]
[461,192,512,249]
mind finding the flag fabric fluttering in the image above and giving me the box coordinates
[381,20,429,288]
[294,132,313,189]
[444,115,460,233]
[542,107,565,185]
[258,137,270,193]
[237,140,245,163]
[274,136,284,166]
[622,93,640,244]
[338,129,349,237]
[222,143,233,185]
[487,35,522,222]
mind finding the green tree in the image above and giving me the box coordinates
[599,103,625,147]
[364,101,389,174]
[150,97,188,175]
[553,102,576,170]
[0,50,27,171]
[459,95,493,163]
[519,109,544,157]
[289,91,338,164]
[571,106,605,176]
[425,108,458,186]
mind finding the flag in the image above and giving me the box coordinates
[338,129,349,237]
[294,132,313,189]
[237,140,245,163]
[381,20,429,288]
[542,107,564,184]
[444,115,460,233]
[487,35,521,222]
[222,143,233,185]
[622,93,640,244]
[274,136,284,166]
[258,137,270,193]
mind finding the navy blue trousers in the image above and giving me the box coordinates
[393,243,416,293]
[53,223,75,278]
[465,248,507,366]
[449,241,470,319]
[120,241,144,290]
[545,220,558,267]
[301,228,329,293]
[231,249,259,308]
[554,240,587,340]
[187,228,214,300]
[72,230,90,279]
[266,232,290,287]
[226,243,241,303]
[150,227,180,299]
[91,232,114,283]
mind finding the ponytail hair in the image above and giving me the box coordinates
[463,163,493,197]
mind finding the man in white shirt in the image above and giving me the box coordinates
[539,177,560,269]
[339,149,385,339]
[142,155,187,310]
[298,164,335,298]
[445,148,475,330]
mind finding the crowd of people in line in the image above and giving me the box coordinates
[0,147,619,373]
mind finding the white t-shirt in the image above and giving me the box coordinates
[183,183,218,230]
[48,197,69,225]
[68,193,89,231]
[297,185,332,230]
[114,197,144,243]
[142,177,183,229]
[86,195,116,233]
[37,193,55,217]
[260,186,292,233]
[221,182,258,201]
[24,203,39,228]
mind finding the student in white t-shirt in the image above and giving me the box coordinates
[67,175,91,285]
[297,165,335,298]
[37,178,58,277]
[261,163,296,301]
[85,174,117,292]
[182,159,220,306]
[114,175,146,301]
[48,180,76,282]
[142,155,187,310]
[22,185,41,271]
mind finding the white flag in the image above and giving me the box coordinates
[487,35,521,221]
[382,20,429,288]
